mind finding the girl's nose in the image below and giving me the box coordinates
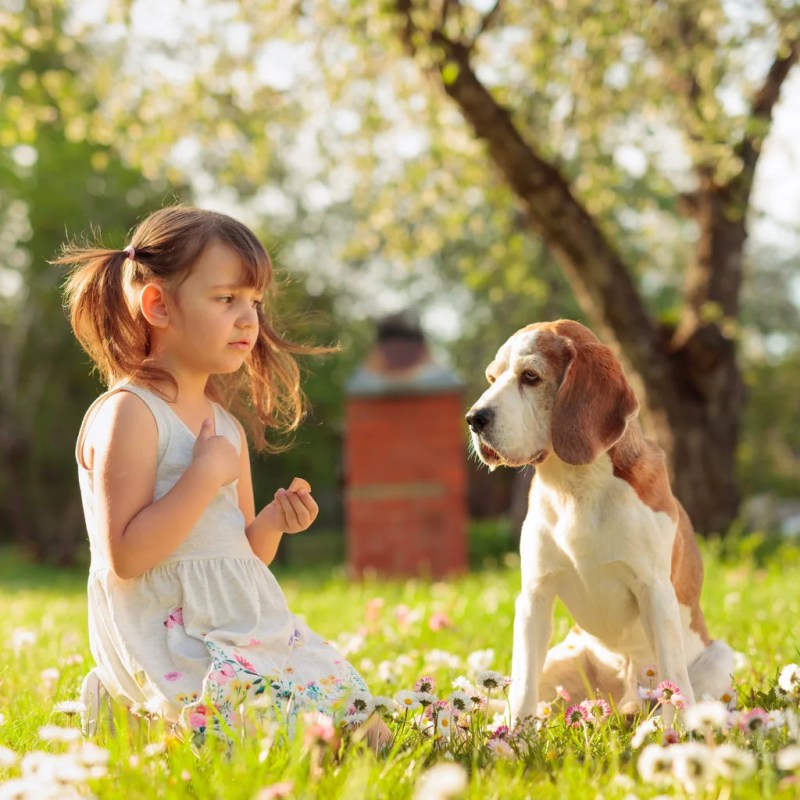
[238,303,258,327]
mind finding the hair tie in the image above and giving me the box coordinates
[123,245,136,261]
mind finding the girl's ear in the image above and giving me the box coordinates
[139,283,169,328]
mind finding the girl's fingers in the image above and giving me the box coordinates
[273,487,318,532]
[276,489,301,530]
[297,491,318,519]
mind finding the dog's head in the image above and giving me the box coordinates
[466,320,639,469]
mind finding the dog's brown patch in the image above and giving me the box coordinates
[611,423,710,645]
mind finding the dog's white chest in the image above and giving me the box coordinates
[523,463,675,648]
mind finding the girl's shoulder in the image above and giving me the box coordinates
[77,386,159,471]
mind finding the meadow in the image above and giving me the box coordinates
[1,530,799,799]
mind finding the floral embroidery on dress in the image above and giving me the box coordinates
[163,608,184,629]
[178,639,370,744]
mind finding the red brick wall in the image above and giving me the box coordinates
[344,392,468,578]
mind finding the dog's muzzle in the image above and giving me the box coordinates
[465,407,493,434]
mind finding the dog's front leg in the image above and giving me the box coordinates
[638,580,695,725]
[509,585,555,725]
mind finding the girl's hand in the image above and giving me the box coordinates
[191,418,240,487]
[260,477,318,534]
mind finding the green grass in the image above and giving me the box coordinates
[1,533,800,798]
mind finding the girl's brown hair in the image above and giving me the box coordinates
[57,206,324,452]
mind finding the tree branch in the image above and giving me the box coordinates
[735,38,799,193]
[472,0,502,43]
[392,1,677,403]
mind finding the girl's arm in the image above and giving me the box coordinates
[234,419,318,566]
[90,392,239,579]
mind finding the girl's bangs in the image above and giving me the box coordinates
[239,246,271,293]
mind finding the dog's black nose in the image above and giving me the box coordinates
[466,407,493,433]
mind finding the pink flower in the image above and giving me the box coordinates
[580,698,611,724]
[639,664,658,684]
[365,598,384,621]
[656,680,680,701]
[740,708,769,733]
[670,693,688,710]
[489,724,510,740]
[556,685,571,702]
[414,676,436,694]
[565,704,588,728]
[394,604,412,625]
[187,705,207,729]
[256,782,294,800]
[662,727,681,745]
[302,712,336,746]
[428,611,453,631]
[209,663,235,684]
[234,653,255,671]
[163,608,184,629]
[164,671,182,682]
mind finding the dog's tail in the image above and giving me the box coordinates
[688,640,736,701]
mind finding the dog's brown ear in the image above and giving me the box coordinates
[551,337,639,465]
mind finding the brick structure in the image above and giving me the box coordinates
[344,315,468,578]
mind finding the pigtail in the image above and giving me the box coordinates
[57,245,148,387]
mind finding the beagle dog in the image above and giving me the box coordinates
[466,320,734,723]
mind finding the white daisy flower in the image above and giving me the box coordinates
[435,714,453,739]
[11,628,37,652]
[38,725,82,743]
[712,743,755,781]
[536,700,553,720]
[370,696,396,717]
[396,690,422,712]
[144,742,166,757]
[425,649,461,669]
[487,738,514,759]
[77,742,110,767]
[467,648,495,673]
[778,664,800,696]
[53,700,86,717]
[343,710,368,728]
[447,690,471,713]
[684,700,729,733]
[40,668,60,685]
[637,743,674,786]
[631,717,661,749]
[776,745,800,771]
[0,745,18,768]
[767,709,786,729]
[671,742,714,794]
[414,762,467,800]
[476,670,505,691]
[349,691,375,715]
[415,691,437,707]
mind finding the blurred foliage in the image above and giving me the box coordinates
[0,0,176,562]
[1,0,799,563]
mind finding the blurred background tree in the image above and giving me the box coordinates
[1,0,799,563]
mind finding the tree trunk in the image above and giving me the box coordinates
[392,3,797,532]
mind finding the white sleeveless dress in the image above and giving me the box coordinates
[77,384,369,740]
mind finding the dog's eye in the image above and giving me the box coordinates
[520,370,541,386]
[487,375,496,384]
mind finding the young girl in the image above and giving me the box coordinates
[59,206,387,746]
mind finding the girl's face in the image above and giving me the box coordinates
[162,239,261,376]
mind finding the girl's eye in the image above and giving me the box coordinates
[218,295,234,304]
[251,298,263,310]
